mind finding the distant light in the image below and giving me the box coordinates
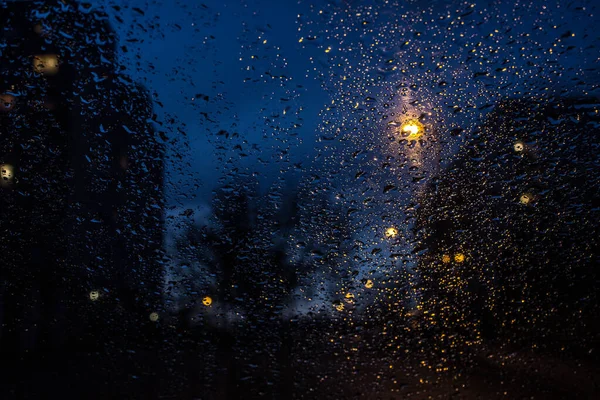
[202,296,213,306]
[514,141,524,152]
[441,254,451,264]
[33,54,59,75]
[89,290,100,301]
[385,227,398,238]
[0,94,16,112]
[1,164,14,181]
[454,253,465,263]
[344,292,355,304]
[519,194,532,205]
[334,303,344,312]
[400,120,424,140]
[365,279,374,289]
[149,312,159,322]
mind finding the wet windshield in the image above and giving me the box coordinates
[1,0,599,398]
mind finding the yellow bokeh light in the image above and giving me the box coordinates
[520,194,532,204]
[400,120,424,140]
[454,253,465,263]
[1,164,14,181]
[149,312,159,322]
[441,254,451,264]
[365,279,374,289]
[89,290,100,301]
[385,227,398,238]
[202,296,213,306]
[514,141,524,152]
[33,54,59,75]
[335,303,345,312]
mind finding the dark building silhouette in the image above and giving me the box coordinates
[414,97,600,362]
[0,0,164,359]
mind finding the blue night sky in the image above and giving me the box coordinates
[86,0,599,218]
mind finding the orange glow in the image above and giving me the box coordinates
[0,94,15,112]
[441,254,451,264]
[33,54,59,75]
[202,296,213,306]
[454,253,465,263]
[400,120,424,140]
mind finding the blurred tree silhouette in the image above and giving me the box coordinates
[414,97,600,363]
[0,0,164,363]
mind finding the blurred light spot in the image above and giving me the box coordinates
[385,227,398,238]
[400,120,424,140]
[454,253,465,263]
[149,312,159,322]
[89,290,100,301]
[202,296,213,306]
[33,54,59,75]
[365,279,374,289]
[520,194,532,204]
[514,141,524,152]
[1,164,14,182]
[441,254,451,264]
[335,303,344,312]
[345,292,355,304]
[0,94,16,112]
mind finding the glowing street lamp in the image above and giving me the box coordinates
[400,120,424,140]
[385,227,399,238]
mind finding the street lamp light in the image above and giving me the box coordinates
[400,120,424,140]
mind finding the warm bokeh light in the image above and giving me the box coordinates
[400,120,424,140]
[454,253,465,263]
[385,227,398,238]
[441,254,451,264]
[335,303,345,312]
[520,194,532,204]
[0,94,15,112]
[33,54,59,75]
[344,292,355,304]
[365,279,374,289]
[202,296,213,306]
[514,141,524,152]
[149,312,159,322]
[1,164,14,181]
[89,290,100,301]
